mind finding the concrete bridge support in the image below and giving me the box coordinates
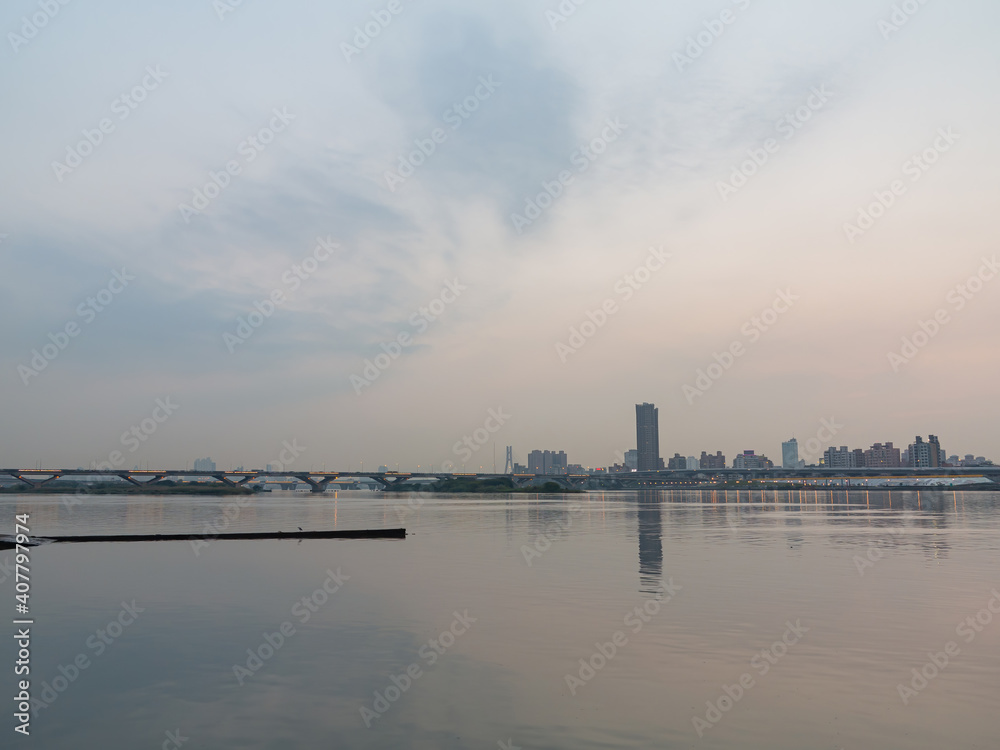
[118,474,165,487]
[212,474,257,488]
[301,476,336,493]
[9,473,61,488]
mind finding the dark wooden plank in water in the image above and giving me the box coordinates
[0,528,406,549]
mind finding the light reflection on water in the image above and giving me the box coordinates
[1,489,998,749]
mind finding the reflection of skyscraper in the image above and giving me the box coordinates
[635,403,661,471]
[637,492,662,594]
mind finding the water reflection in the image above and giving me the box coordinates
[2,489,999,749]
[636,491,663,594]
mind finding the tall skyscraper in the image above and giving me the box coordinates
[635,403,661,472]
[782,439,799,469]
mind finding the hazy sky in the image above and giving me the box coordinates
[2,0,998,472]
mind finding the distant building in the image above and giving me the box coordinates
[907,435,943,468]
[624,450,638,471]
[635,403,662,472]
[823,446,857,468]
[686,456,699,470]
[781,439,799,469]
[959,455,994,467]
[667,453,687,470]
[700,451,727,469]
[865,442,901,468]
[732,451,773,470]
[567,464,585,474]
[528,450,568,475]
[378,465,390,473]
[193,457,216,471]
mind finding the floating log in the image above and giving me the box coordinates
[0,528,406,549]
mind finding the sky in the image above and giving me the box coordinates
[1,0,998,472]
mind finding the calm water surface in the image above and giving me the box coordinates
[2,489,998,749]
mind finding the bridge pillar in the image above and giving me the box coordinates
[119,474,166,486]
[11,474,42,488]
[213,473,238,488]
[302,477,335,493]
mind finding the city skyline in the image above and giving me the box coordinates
[13,417,994,474]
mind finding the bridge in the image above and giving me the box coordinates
[1,466,998,492]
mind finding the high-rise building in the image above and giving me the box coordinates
[193,457,216,471]
[908,435,942,468]
[700,451,727,469]
[528,450,569,475]
[732,450,773,470]
[624,450,638,471]
[782,439,799,469]
[686,456,699,470]
[667,453,687,470]
[635,403,661,472]
[864,442,901,468]
[823,446,856,468]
